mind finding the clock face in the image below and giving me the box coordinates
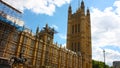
[47,36,50,41]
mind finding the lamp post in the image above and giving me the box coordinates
[103,49,106,68]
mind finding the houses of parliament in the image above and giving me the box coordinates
[0,0,92,68]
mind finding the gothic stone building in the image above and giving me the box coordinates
[0,21,82,68]
[0,0,92,68]
[67,0,92,68]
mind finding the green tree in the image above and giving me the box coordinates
[92,60,110,68]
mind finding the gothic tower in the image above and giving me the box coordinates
[66,0,92,68]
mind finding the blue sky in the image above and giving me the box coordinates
[3,0,120,66]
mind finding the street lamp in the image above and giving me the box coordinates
[103,49,106,68]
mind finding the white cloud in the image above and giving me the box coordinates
[61,43,66,48]
[91,0,120,66]
[51,24,58,30]
[3,0,71,16]
[2,0,71,26]
[58,33,66,40]
[114,0,120,16]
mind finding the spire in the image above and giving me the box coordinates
[68,4,72,19]
[22,25,25,31]
[68,4,72,14]
[80,0,85,15]
[45,23,48,29]
[36,26,39,34]
[86,7,90,23]
[87,7,90,15]
[81,0,85,9]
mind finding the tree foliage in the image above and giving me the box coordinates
[92,60,111,68]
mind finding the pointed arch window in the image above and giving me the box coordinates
[72,25,74,34]
[78,42,80,51]
[72,42,74,51]
[78,24,80,32]
[75,42,77,52]
[75,24,77,33]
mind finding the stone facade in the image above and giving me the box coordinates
[0,19,82,68]
[67,0,92,68]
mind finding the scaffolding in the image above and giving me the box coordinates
[0,0,22,18]
[0,0,24,31]
[0,15,23,31]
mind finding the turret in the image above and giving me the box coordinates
[81,0,85,15]
[35,26,39,38]
[36,26,39,34]
[67,5,72,38]
[87,8,90,23]
[68,5,72,17]
[87,8,90,15]
[45,23,48,29]
[81,0,85,10]
[39,24,57,43]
